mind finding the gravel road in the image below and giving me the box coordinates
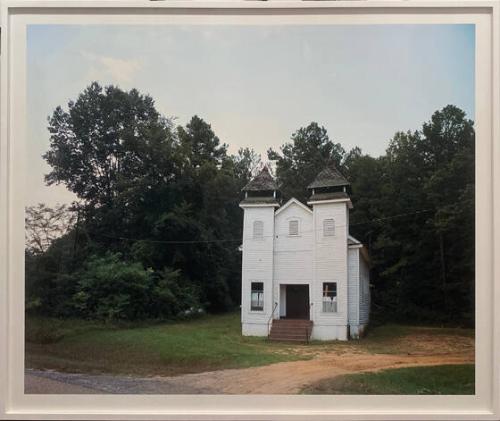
[25,368,214,394]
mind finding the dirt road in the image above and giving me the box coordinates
[25,348,473,394]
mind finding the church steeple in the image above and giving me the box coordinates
[240,166,280,206]
[307,164,352,206]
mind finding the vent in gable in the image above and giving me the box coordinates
[323,218,335,236]
[289,220,299,236]
[253,220,264,239]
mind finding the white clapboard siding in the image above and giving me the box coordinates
[273,201,313,283]
[240,193,368,341]
[241,206,275,329]
[359,253,371,325]
[347,248,359,326]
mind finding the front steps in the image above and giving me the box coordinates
[268,319,313,343]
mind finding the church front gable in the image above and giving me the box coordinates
[273,199,314,284]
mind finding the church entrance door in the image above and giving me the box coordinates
[285,284,310,320]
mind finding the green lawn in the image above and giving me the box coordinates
[26,313,307,376]
[26,313,474,379]
[301,364,475,395]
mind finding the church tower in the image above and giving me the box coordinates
[307,165,353,340]
[239,167,280,336]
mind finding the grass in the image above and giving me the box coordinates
[301,364,475,395]
[26,313,474,378]
[26,313,308,376]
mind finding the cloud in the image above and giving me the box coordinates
[81,51,143,85]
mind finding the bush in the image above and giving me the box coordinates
[71,253,201,321]
[150,267,202,319]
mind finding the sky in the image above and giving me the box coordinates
[27,24,475,207]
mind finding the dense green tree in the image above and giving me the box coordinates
[28,81,474,326]
[267,106,474,325]
[268,122,347,203]
[32,83,261,317]
[178,115,228,168]
[348,106,474,324]
[45,82,177,208]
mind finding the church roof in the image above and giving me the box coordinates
[348,235,361,245]
[308,191,350,202]
[307,165,350,189]
[242,166,278,192]
[239,196,280,206]
[275,197,312,216]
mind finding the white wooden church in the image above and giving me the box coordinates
[239,165,370,341]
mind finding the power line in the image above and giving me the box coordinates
[96,207,436,245]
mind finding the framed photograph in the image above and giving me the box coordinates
[1,0,499,419]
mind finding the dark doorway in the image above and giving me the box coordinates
[285,284,310,319]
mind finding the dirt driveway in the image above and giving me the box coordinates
[25,343,474,394]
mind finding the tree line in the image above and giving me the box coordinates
[26,82,474,325]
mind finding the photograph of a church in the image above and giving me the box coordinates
[240,165,370,341]
[23,23,475,395]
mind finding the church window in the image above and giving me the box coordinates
[322,282,337,312]
[251,282,264,311]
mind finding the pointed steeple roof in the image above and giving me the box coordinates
[307,164,350,189]
[242,166,278,192]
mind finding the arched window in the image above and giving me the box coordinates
[323,218,335,236]
[253,220,264,239]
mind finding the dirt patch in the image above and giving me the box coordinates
[177,351,474,394]
[26,348,474,394]
[25,329,475,394]
[398,333,474,355]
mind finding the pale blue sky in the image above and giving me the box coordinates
[27,24,475,206]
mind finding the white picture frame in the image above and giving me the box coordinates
[0,0,498,419]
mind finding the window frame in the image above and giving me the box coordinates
[322,282,338,313]
[250,282,264,312]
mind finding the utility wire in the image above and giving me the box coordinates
[97,208,435,245]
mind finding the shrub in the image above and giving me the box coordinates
[71,253,201,321]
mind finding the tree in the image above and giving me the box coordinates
[44,82,177,208]
[25,203,76,255]
[268,106,474,325]
[233,147,262,182]
[363,105,475,324]
[268,122,346,202]
[36,84,256,316]
[177,115,228,168]
[32,81,475,325]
